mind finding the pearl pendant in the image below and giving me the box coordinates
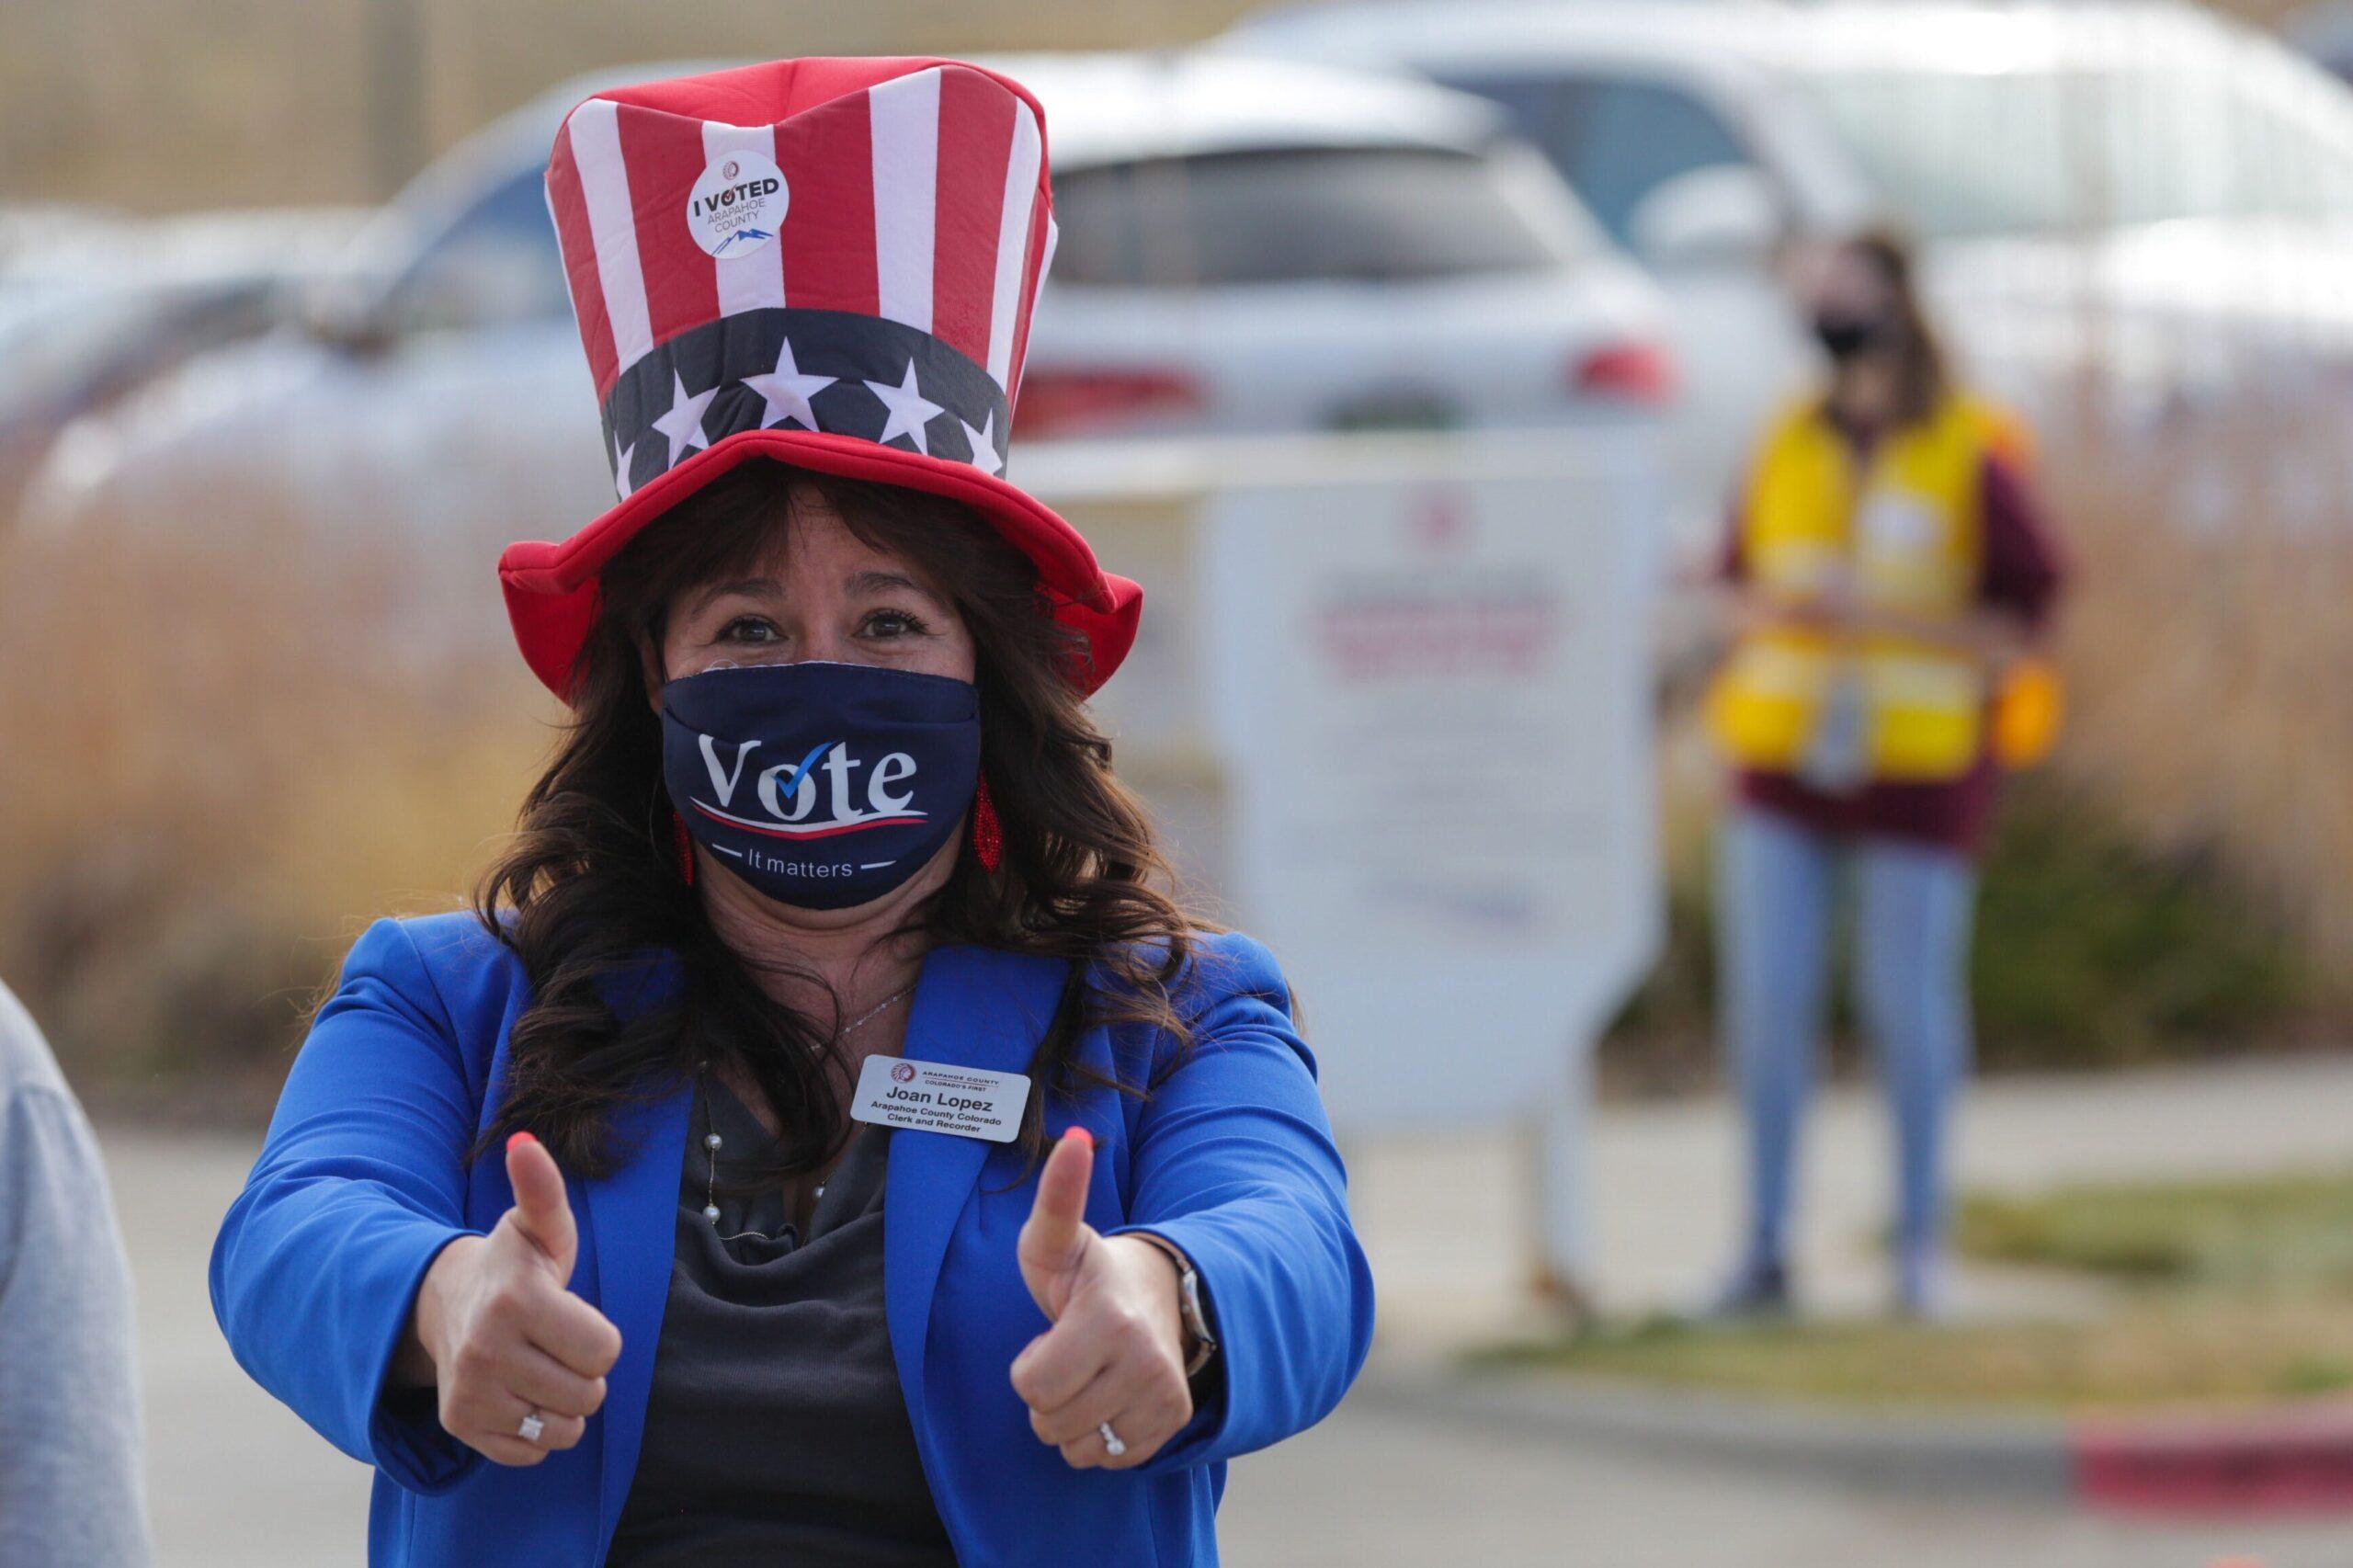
[704,1132,722,1151]
[702,1203,722,1222]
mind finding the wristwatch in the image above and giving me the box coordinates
[1128,1231,1218,1379]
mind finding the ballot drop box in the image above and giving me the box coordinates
[1020,430,1665,1294]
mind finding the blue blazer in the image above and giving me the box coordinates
[208,912,1375,1566]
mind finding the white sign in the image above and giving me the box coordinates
[1199,462,1662,1131]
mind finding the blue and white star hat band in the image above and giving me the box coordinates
[606,306,1008,503]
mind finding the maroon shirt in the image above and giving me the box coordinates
[1720,419,2068,858]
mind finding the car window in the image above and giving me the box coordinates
[384,165,569,333]
[1438,74,1756,246]
[0,288,164,404]
[1047,143,1588,289]
[2221,50,2353,222]
[1798,60,2353,236]
[1797,69,2078,237]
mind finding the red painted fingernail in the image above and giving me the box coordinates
[507,1131,537,1151]
[1063,1125,1094,1151]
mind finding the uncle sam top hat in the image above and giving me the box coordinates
[496,56,1143,700]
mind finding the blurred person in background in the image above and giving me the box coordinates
[1702,229,2068,1318]
[209,56,1372,1567]
[0,979,153,1566]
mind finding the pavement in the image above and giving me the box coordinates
[1347,1053,2353,1519]
[1218,1382,2353,1568]
[109,1053,2353,1564]
[1352,1053,2353,1349]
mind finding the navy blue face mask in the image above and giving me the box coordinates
[660,660,982,911]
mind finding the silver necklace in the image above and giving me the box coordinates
[698,980,917,1228]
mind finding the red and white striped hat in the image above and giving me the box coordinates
[496,56,1142,701]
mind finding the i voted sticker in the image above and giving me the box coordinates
[851,1054,1030,1143]
[686,150,787,259]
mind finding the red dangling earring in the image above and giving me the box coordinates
[970,775,1004,872]
[672,806,697,886]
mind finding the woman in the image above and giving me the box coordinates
[209,57,1374,1566]
[1702,229,2066,1318]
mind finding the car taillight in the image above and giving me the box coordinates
[1014,369,1205,437]
[1572,342,1678,406]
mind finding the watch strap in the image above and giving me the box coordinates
[1126,1230,1218,1377]
[1174,1262,1217,1379]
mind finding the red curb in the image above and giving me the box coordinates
[2073,1401,2353,1513]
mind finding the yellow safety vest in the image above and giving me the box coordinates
[1707,392,2017,783]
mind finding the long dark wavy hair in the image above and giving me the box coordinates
[471,457,1206,1187]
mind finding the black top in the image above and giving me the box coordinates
[603,1069,955,1566]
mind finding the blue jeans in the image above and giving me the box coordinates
[1715,803,1978,1290]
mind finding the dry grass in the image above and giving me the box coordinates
[1958,1166,2353,1289]
[0,497,552,1109]
[2040,391,2353,990]
[1485,1289,2353,1413]
[7,366,2353,1114]
[1489,1165,2353,1413]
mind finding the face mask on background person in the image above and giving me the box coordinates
[1811,310,1896,362]
[660,660,983,910]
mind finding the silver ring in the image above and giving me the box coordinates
[1097,1421,1126,1458]
[517,1408,545,1445]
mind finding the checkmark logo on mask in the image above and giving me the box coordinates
[779,740,833,794]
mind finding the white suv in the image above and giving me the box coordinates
[24,50,1671,635]
[1232,0,2353,552]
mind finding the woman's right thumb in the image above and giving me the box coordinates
[504,1131,577,1283]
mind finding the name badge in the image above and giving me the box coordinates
[851,1054,1030,1143]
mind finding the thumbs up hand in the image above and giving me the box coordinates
[1008,1126,1193,1470]
[400,1131,624,1466]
